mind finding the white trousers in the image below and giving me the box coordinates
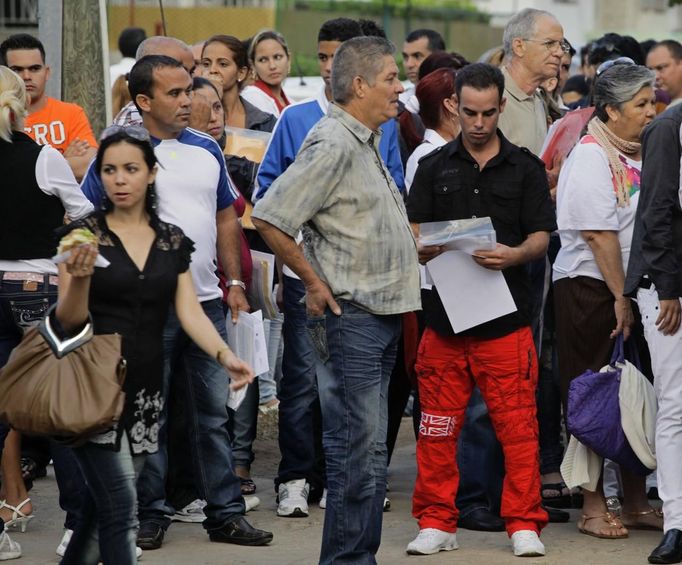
[637,286,682,532]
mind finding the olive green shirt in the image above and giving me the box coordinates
[498,67,549,156]
[252,104,421,315]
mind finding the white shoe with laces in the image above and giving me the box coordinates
[406,528,458,555]
[277,479,309,517]
[172,499,206,523]
[511,530,545,557]
[56,528,142,559]
[0,531,21,561]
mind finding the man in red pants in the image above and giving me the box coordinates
[405,62,556,558]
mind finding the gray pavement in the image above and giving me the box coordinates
[9,421,660,564]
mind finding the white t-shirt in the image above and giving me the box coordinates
[405,129,447,193]
[241,86,280,117]
[553,135,641,283]
[0,145,93,275]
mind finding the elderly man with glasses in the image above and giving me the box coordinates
[499,8,567,155]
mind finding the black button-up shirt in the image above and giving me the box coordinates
[407,130,556,339]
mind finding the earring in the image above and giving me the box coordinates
[100,193,112,211]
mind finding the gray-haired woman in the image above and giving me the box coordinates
[553,63,659,539]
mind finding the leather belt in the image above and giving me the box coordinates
[1,271,59,286]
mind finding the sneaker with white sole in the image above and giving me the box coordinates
[511,530,545,557]
[172,499,206,523]
[319,488,327,509]
[406,528,458,555]
[277,479,309,517]
[56,528,142,559]
[0,531,21,560]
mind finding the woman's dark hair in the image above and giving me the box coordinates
[418,51,468,81]
[202,34,249,71]
[96,129,159,216]
[399,68,457,151]
[192,76,221,99]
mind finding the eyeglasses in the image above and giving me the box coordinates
[99,125,151,143]
[596,56,636,77]
[523,38,572,54]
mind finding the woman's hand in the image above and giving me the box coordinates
[612,296,634,340]
[65,245,98,278]
[218,348,255,391]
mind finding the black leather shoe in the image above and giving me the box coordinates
[137,521,165,550]
[209,516,273,546]
[544,504,570,523]
[649,529,682,564]
[457,508,505,532]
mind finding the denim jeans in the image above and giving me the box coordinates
[62,435,144,565]
[277,276,323,492]
[456,388,504,517]
[228,379,259,470]
[136,299,244,531]
[310,300,401,565]
[0,276,85,529]
[258,314,283,404]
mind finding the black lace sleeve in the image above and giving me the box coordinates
[157,221,195,274]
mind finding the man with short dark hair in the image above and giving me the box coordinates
[647,40,682,107]
[406,62,554,558]
[110,26,146,84]
[400,28,446,102]
[253,36,420,564]
[81,54,271,550]
[0,33,97,181]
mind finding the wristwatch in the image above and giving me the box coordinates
[226,279,246,291]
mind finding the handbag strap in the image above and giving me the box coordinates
[609,334,625,366]
[38,304,94,359]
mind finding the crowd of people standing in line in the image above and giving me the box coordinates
[2,6,682,564]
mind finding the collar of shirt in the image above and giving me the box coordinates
[445,129,523,168]
[502,67,536,102]
[423,128,448,147]
[328,103,382,149]
[316,83,330,114]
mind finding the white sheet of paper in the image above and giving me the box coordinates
[226,310,270,410]
[426,250,517,333]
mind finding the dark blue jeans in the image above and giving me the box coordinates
[62,436,143,565]
[456,388,504,517]
[136,299,244,531]
[277,276,322,491]
[0,275,85,529]
[310,301,401,565]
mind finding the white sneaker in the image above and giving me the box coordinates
[406,528,458,555]
[319,488,327,509]
[0,531,21,560]
[277,479,309,517]
[56,528,142,559]
[172,499,206,523]
[383,497,391,512]
[511,530,545,557]
[244,495,260,512]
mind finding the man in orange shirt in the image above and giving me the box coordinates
[0,33,97,181]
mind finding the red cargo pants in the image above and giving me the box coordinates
[412,326,548,536]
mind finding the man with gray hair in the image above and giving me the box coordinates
[499,8,567,155]
[252,35,420,564]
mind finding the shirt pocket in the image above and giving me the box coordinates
[431,181,464,213]
[488,182,523,227]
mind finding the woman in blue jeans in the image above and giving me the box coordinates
[55,127,254,564]
[0,65,95,560]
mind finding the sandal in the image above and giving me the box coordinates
[240,478,257,496]
[541,482,572,509]
[0,498,34,533]
[621,508,663,531]
[578,512,628,539]
[20,457,46,483]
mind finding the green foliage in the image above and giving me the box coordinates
[279,0,489,23]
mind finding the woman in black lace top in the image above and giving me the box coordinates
[55,127,253,565]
